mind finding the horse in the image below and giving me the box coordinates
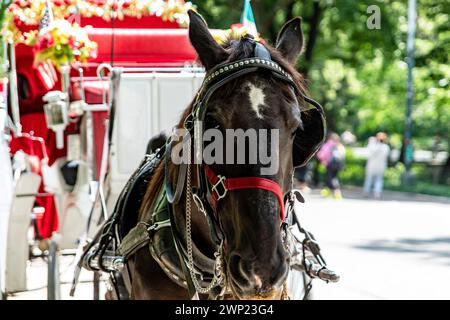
[116,9,326,300]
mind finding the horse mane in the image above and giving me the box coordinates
[139,36,307,218]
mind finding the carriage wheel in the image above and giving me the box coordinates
[47,239,61,300]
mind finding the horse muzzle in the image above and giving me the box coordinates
[227,251,289,299]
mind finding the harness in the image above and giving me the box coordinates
[76,40,339,300]
[204,165,285,220]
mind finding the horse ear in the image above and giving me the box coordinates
[188,10,228,70]
[275,17,304,65]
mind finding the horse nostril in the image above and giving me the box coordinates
[229,252,288,294]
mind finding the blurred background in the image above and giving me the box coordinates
[194,0,449,197]
[0,0,448,300]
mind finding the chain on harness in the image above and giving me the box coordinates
[185,144,226,296]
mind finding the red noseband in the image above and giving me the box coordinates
[204,166,285,221]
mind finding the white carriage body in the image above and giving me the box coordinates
[109,71,204,195]
[0,113,14,295]
[83,69,205,237]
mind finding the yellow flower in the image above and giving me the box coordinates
[24,30,39,46]
[213,30,231,46]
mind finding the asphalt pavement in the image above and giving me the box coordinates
[303,187,450,300]
[7,187,450,300]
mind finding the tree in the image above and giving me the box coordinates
[194,0,449,184]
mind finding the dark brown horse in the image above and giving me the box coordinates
[127,10,325,300]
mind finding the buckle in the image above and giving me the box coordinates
[147,219,171,233]
[211,175,227,200]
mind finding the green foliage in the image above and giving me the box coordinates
[338,150,365,185]
[0,0,12,67]
[195,0,449,152]
[194,1,449,190]
[304,0,449,150]
[386,182,450,198]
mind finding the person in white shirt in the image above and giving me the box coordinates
[363,132,390,199]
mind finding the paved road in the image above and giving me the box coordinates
[7,188,450,300]
[303,188,450,300]
[6,255,107,300]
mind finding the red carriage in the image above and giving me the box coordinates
[1,0,200,299]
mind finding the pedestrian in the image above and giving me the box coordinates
[317,133,346,199]
[341,130,357,145]
[363,132,391,199]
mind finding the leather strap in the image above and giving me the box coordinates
[255,42,272,60]
[165,137,188,204]
[204,166,285,221]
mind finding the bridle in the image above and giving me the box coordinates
[204,165,285,221]
[73,41,337,301]
[164,42,326,298]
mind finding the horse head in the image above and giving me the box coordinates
[185,10,325,299]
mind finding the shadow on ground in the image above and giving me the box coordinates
[338,187,450,205]
[354,237,450,265]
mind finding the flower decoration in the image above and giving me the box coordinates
[32,19,97,68]
[213,23,261,46]
[6,0,193,28]
[2,1,194,46]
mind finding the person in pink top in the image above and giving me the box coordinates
[317,133,346,199]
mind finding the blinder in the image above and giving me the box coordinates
[292,96,326,167]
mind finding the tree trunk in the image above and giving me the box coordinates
[439,152,450,185]
[253,0,296,44]
[285,1,296,22]
[398,141,405,164]
[302,0,323,75]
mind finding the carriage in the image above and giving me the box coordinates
[0,1,338,300]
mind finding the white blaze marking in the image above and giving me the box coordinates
[247,83,266,119]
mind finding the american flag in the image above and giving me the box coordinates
[39,0,54,33]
